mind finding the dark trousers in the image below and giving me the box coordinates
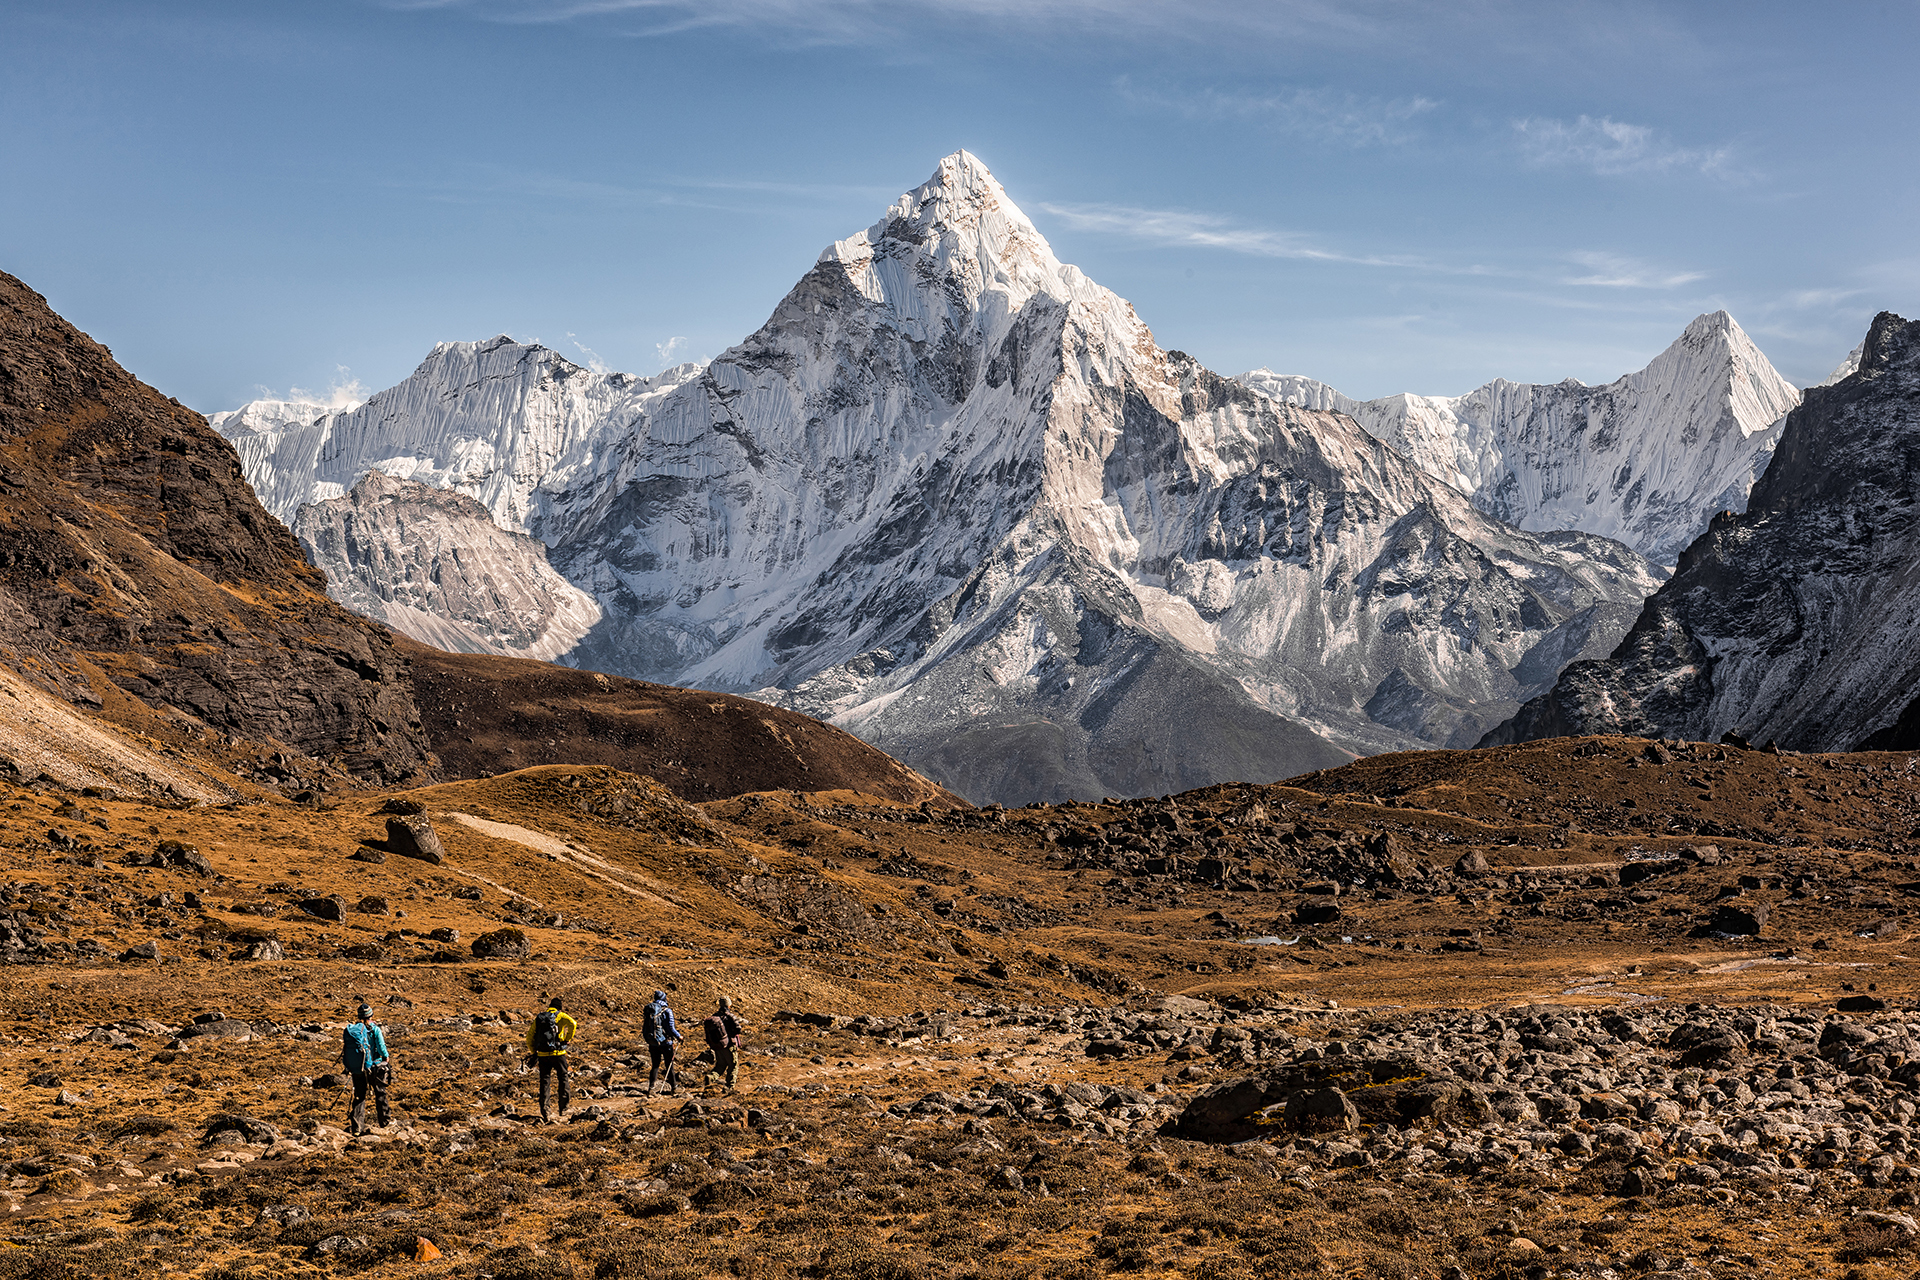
[648,1041,678,1091]
[706,1044,738,1090]
[537,1054,570,1117]
[350,1066,389,1134]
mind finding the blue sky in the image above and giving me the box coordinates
[4,0,1914,411]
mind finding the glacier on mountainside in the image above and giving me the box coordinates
[1240,312,1803,565]
[216,151,1663,804]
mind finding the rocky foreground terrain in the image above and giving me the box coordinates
[1,733,1920,1278]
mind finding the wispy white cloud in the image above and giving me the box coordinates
[1043,203,1706,295]
[1559,251,1704,289]
[254,366,368,411]
[1512,114,1736,178]
[1038,201,1423,268]
[567,333,611,373]
[1116,77,1438,147]
[384,0,1407,46]
[654,336,688,369]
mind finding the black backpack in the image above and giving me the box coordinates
[642,1001,665,1044]
[532,1008,562,1053]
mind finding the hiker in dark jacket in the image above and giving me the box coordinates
[523,995,577,1124]
[702,996,744,1093]
[643,989,682,1095]
[340,1002,391,1137]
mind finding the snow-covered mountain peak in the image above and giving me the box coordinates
[1239,310,1801,562]
[820,151,1126,350]
[206,396,346,437]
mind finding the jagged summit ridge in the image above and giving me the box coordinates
[1239,310,1802,563]
[217,153,1662,803]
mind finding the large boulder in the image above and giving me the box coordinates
[1176,1050,1454,1142]
[1707,900,1768,935]
[1283,1087,1358,1133]
[385,817,446,865]
[299,896,347,923]
[471,927,529,960]
[1667,1021,1749,1068]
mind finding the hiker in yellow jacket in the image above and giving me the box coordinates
[523,995,577,1124]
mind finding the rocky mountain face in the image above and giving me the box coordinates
[218,153,1663,804]
[0,270,437,781]
[1484,311,1920,752]
[293,470,601,662]
[1240,311,1801,565]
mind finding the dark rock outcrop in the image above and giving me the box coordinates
[1485,312,1920,752]
[0,271,434,780]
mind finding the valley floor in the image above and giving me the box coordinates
[2,734,1919,1279]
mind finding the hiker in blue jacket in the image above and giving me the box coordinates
[643,989,682,1095]
[340,1002,391,1137]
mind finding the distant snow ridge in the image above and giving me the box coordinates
[218,151,1663,804]
[1240,312,1802,564]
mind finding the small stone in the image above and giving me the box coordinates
[414,1237,442,1263]
[240,939,285,962]
[987,1165,1025,1191]
[348,846,387,864]
[119,941,159,962]
[1454,850,1491,878]
[54,1090,81,1107]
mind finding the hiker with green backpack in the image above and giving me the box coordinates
[523,995,577,1124]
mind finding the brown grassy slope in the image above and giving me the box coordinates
[402,638,958,806]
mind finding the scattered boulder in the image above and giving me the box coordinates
[1667,1021,1749,1068]
[239,939,285,962]
[348,846,387,865]
[118,941,159,962]
[471,927,529,960]
[386,816,446,865]
[309,1235,369,1258]
[178,1018,258,1043]
[356,896,389,915]
[1292,902,1343,926]
[1283,1087,1359,1134]
[299,896,347,923]
[155,839,215,877]
[987,1165,1025,1191]
[202,1113,280,1146]
[1707,901,1768,936]
[1454,851,1491,878]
